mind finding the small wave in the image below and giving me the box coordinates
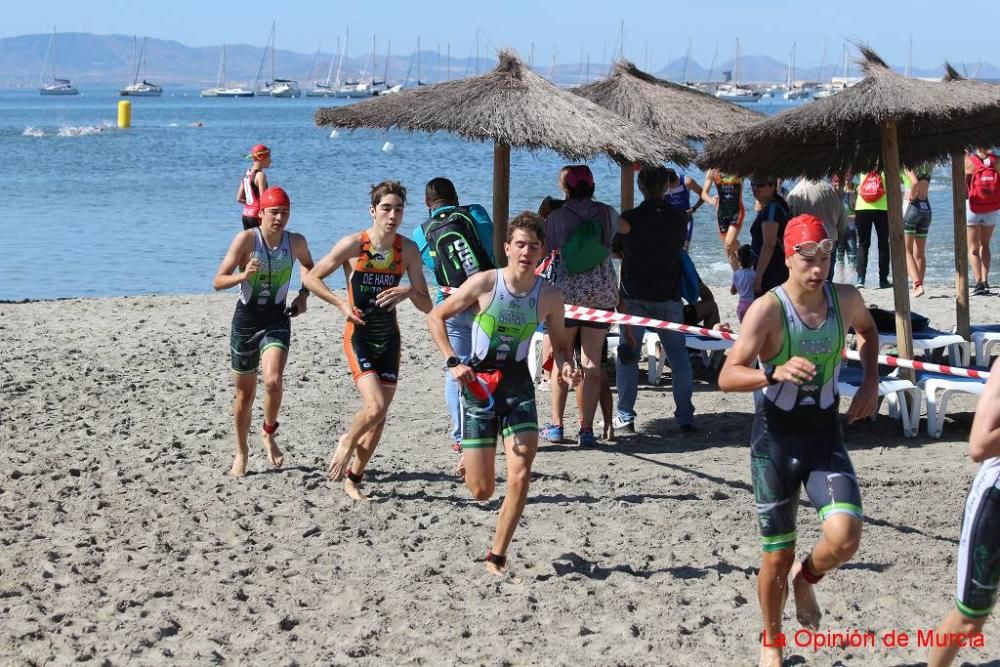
[22,126,44,137]
[57,122,113,137]
[167,123,179,127]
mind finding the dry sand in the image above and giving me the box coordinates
[1,284,998,665]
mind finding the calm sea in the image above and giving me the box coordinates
[2,89,967,300]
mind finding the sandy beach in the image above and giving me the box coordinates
[1,284,998,665]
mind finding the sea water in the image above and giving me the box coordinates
[1,90,972,300]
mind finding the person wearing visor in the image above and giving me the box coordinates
[212,186,314,477]
[428,212,580,575]
[719,214,879,667]
[237,144,271,230]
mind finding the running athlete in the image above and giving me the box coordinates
[718,214,879,667]
[427,211,580,575]
[303,180,432,501]
[927,356,1000,667]
[212,186,314,477]
[236,144,271,230]
[701,168,745,267]
[663,168,704,248]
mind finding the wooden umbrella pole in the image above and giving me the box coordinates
[492,142,511,268]
[620,163,634,212]
[951,151,971,340]
[879,120,915,382]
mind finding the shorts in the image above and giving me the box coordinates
[903,200,932,237]
[230,304,290,374]
[718,211,745,237]
[737,298,753,322]
[967,207,999,227]
[750,412,863,552]
[955,464,1000,618]
[461,364,538,449]
[344,321,401,385]
[241,215,260,230]
[564,318,610,330]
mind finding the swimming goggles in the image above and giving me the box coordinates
[794,239,835,257]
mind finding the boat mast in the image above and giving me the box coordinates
[446,42,450,81]
[818,36,827,83]
[706,40,718,83]
[382,40,391,85]
[52,26,58,82]
[416,37,421,85]
[271,21,276,83]
[681,37,692,83]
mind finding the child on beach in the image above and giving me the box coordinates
[731,244,755,322]
[237,144,270,230]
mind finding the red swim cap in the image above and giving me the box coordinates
[246,143,271,160]
[259,186,290,210]
[784,214,828,257]
[564,165,595,190]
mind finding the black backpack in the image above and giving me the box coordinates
[421,206,494,288]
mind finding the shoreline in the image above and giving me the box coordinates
[1,287,996,664]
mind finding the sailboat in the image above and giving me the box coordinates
[256,22,302,98]
[307,39,342,97]
[200,45,254,97]
[333,32,379,98]
[782,43,811,100]
[714,39,759,103]
[120,37,163,96]
[39,27,79,96]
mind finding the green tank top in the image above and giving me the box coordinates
[762,283,845,435]
[470,270,543,370]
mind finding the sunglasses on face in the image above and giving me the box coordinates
[794,239,835,257]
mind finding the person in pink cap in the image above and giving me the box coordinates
[719,214,880,667]
[213,186,314,477]
[236,144,271,229]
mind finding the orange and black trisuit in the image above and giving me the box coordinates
[343,231,405,385]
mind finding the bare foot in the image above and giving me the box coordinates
[328,434,354,481]
[486,560,505,576]
[344,477,370,501]
[230,447,248,478]
[602,421,615,442]
[912,284,925,297]
[262,431,284,468]
[790,560,822,630]
[455,452,466,479]
[759,645,782,667]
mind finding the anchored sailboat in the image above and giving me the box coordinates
[39,27,79,96]
[256,22,302,98]
[200,45,254,97]
[120,37,163,97]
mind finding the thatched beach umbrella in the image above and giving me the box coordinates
[699,46,1000,376]
[315,50,694,263]
[572,60,763,211]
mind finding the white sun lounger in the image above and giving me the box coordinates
[876,329,970,367]
[968,324,1000,366]
[916,372,986,438]
[641,331,734,385]
[836,367,921,438]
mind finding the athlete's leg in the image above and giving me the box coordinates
[343,383,395,500]
[927,609,988,667]
[577,326,606,432]
[759,547,795,666]
[230,372,257,477]
[724,224,741,270]
[329,373,393,482]
[488,429,538,574]
[904,234,919,288]
[259,345,287,468]
[914,236,928,295]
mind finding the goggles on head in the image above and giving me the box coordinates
[793,239,835,257]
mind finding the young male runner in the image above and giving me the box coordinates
[212,186,314,477]
[237,144,270,229]
[303,180,432,500]
[427,212,580,575]
[718,214,879,667]
[927,356,1000,667]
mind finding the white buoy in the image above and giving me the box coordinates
[329,129,339,139]
[382,141,395,153]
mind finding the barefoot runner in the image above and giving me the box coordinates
[428,212,580,575]
[212,186,314,477]
[304,181,432,500]
[927,356,1000,667]
[718,214,879,667]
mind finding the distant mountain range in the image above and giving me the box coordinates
[2,32,997,88]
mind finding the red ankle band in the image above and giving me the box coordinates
[346,468,363,484]
[262,421,279,435]
[800,557,824,584]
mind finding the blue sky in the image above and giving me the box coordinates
[5,0,996,70]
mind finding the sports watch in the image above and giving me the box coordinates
[445,356,461,369]
[764,366,779,385]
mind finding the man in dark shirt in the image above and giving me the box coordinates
[612,166,695,432]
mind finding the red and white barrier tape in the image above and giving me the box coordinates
[438,288,991,380]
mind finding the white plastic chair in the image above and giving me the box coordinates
[917,374,986,438]
[836,371,921,438]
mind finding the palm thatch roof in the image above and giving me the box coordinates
[699,46,1000,178]
[314,50,694,165]
[570,60,762,141]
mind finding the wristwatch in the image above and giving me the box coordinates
[764,366,779,385]
[445,356,461,369]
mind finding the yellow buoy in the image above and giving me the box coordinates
[117,100,132,129]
